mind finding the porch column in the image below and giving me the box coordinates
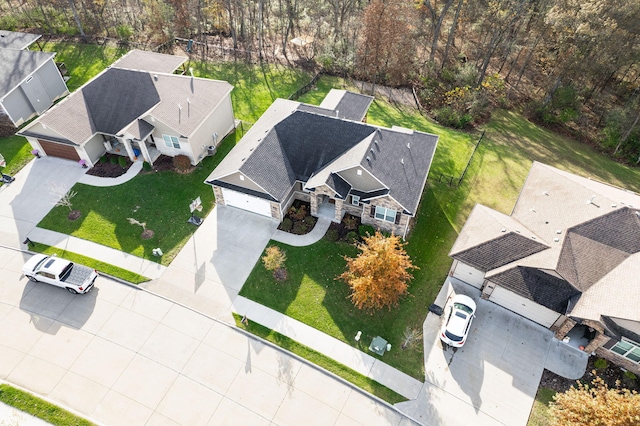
[310,194,319,217]
[138,139,151,163]
[554,318,577,341]
[120,138,135,160]
[334,199,343,222]
[583,333,610,354]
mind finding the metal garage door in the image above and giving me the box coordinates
[489,286,561,328]
[38,139,80,161]
[221,188,272,217]
[452,262,486,288]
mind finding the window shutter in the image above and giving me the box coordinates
[370,206,375,218]
[395,211,401,224]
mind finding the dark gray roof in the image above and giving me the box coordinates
[111,49,187,74]
[360,128,437,214]
[490,267,580,313]
[211,180,277,201]
[296,91,373,121]
[0,49,55,99]
[19,130,77,146]
[81,68,160,136]
[351,188,390,201]
[0,30,40,49]
[453,233,549,272]
[124,119,155,140]
[602,316,640,343]
[557,207,640,291]
[325,173,352,198]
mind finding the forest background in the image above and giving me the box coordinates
[2,0,640,164]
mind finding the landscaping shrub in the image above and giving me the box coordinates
[325,229,339,241]
[343,215,358,230]
[118,156,127,168]
[293,221,308,234]
[99,155,107,164]
[173,155,192,172]
[434,106,472,129]
[593,358,609,370]
[110,155,118,164]
[288,205,307,221]
[262,246,287,271]
[304,216,317,227]
[280,217,293,232]
[358,224,376,237]
[142,161,152,171]
[346,231,359,243]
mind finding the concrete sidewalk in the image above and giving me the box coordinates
[271,216,332,246]
[78,160,143,187]
[27,228,166,280]
[233,296,424,400]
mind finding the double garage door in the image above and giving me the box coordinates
[221,188,272,217]
[489,286,561,328]
[452,262,485,288]
[38,139,80,161]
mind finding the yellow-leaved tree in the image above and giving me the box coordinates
[339,231,417,312]
[550,372,640,426]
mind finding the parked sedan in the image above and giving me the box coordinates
[440,294,476,348]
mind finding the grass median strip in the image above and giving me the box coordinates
[0,384,94,426]
[233,314,407,405]
[29,242,149,284]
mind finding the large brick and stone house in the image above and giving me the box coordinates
[205,90,438,238]
[449,162,640,374]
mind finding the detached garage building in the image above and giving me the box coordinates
[448,162,640,375]
[0,31,68,128]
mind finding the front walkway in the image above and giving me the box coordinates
[271,216,331,246]
[78,160,143,187]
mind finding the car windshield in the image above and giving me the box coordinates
[454,302,474,315]
[33,257,49,272]
[445,330,463,342]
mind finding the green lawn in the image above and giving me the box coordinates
[0,134,33,177]
[0,384,94,426]
[240,77,640,380]
[233,314,407,404]
[527,387,555,426]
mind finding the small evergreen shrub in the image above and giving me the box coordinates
[358,224,376,237]
[118,156,127,168]
[99,155,107,164]
[142,161,152,171]
[293,221,308,235]
[346,231,359,244]
[304,216,317,227]
[325,229,339,241]
[110,156,118,164]
[593,358,608,370]
[280,218,293,232]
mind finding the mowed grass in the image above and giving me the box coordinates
[0,134,33,177]
[233,314,407,404]
[0,384,94,426]
[527,387,556,426]
[241,77,640,379]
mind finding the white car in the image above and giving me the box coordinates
[440,294,476,348]
[23,254,98,294]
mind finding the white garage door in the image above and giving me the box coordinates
[221,188,272,217]
[452,262,485,288]
[489,286,561,328]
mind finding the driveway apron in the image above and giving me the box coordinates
[143,205,278,322]
[0,157,86,249]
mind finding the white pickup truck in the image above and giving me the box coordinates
[23,254,98,294]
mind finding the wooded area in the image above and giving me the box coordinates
[2,0,639,164]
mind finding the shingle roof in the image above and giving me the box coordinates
[453,232,549,272]
[0,49,55,99]
[124,119,155,140]
[317,89,374,121]
[602,316,640,342]
[325,173,352,198]
[489,266,580,312]
[0,30,40,49]
[110,49,187,74]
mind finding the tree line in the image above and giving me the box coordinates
[2,0,639,164]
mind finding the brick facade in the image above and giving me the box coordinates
[554,318,578,340]
[595,347,640,376]
[361,196,409,238]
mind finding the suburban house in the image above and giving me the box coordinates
[19,49,235,167]
[205,90,438,238]
[0,30,68,128]
[449,161,640,374]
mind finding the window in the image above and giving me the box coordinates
[375,206,396,222]
[163,134,180,149]
[610,339,640,363]
[351,195,360,206]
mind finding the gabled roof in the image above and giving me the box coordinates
[325,173,352,198]
[296,89,374,121]
[124,119,155,140]
[20,66,232,144]
[110,49,186,74]
[0,49,55,99]
[489,267,580,312]
[0,30,40,50]
[453,162,640,323]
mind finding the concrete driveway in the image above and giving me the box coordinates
[0,157,85,248]
[143,205,278,322]
[0,246,417,426]
[396,278,588,426]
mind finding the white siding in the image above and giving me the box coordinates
[489,286,561,328]
[452,262,485,288]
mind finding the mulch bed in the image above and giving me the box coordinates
[277,200,317,235]
[86,153,132,178]
[327,213,362,241]
[539,356,639,394]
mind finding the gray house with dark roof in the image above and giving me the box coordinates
[449,162,640,374]
[205,90,438,238]
[18,50,234,167]
[0,30,68,128]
